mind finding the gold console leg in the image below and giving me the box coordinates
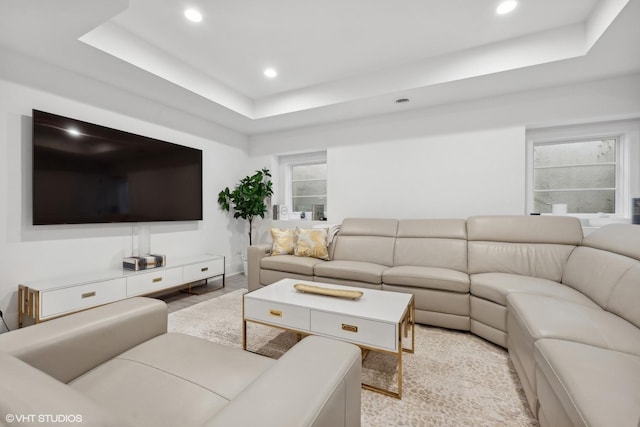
[242,295,247,350]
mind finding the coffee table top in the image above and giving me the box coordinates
[246,278,412,324]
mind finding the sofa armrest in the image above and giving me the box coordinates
[0,297,167,384]
[248,243,272,291]
[206,336,362,427]
[0,352,132,427]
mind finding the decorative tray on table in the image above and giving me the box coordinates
[294,283,363,300]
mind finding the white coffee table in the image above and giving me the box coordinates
[243,278,415,399]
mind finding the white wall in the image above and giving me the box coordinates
[328,127,525,221]
[0,80,250,328]
[250,73,640,225]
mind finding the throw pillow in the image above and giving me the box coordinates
[270,228,295,255]
[294,227,330,260]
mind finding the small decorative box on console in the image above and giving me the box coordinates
[123,254,166,271]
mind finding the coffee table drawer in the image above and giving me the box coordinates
[311,311,398,351]
[244,299,310,330]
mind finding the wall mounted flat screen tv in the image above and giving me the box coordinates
[32,109,203,225]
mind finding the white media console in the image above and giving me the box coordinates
[18,254,224,327]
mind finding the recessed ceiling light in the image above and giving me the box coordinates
[496,0,517,15]
[264,68,278,78]
[67,128,81,137]
[184,8,203,23]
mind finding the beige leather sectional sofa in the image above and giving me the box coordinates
[0,297,362,427]
[248,216,640,427]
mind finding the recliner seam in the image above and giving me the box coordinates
[111,356,233,401]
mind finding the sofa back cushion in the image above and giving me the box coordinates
[394,219,468,272]
[332,218,398,266]
[608,264,640,328]
[467,216,583,281]
[563,224,640,327]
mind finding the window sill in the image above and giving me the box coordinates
[271,219,329,227]
[584,217,630,227]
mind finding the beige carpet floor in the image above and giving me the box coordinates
[168,289,537,427]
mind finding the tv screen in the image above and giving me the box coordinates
[32,109,203,225]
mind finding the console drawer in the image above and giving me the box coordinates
[40,278,127,319]
[310,310,398,351]
[126,267,183,296]
[244,299,310,331]
[183,258,224,283]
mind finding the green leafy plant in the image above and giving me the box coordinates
[218,168,274,246]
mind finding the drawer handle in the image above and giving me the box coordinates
[201,267,209,272]
[152,277,163,283]
[82,291,96,299]
[342,323,358,333]
[269,309,282,317]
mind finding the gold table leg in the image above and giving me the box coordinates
[361,297,415,399]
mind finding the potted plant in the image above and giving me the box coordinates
[218,168,274,247]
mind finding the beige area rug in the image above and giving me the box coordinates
[168,289,537,427]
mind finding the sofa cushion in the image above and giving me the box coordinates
[261,254,325,276]
[337,217,398,237]
[397,218,467,239]
[508,293,640,357]
[0,352,130,427]
[564,224,640,328]
[383,266,469,293]
[394,219,468,272]
[580,223,640,260]
[383,284,470,329]
[314,260,387,284]
[507,293,640,413]
[70,333,275,427]
[608,263,640,329]
[331,218,397,266]
[468,242,575,282]
[562,246,637,309]
[535,339,640,427]
[467,215,582,282]
[470,272,598,307]
[466,215,583,245]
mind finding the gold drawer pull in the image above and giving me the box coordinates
[152,277,163,283]
[82,291,96,299]
[201,267,209,272]
[342,323,358,333]
[269,309,282,317]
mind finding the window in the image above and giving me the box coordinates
[527,120,640,218]
[278,151,327,219]
[291,162,327,213]
[532,138,617,214]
